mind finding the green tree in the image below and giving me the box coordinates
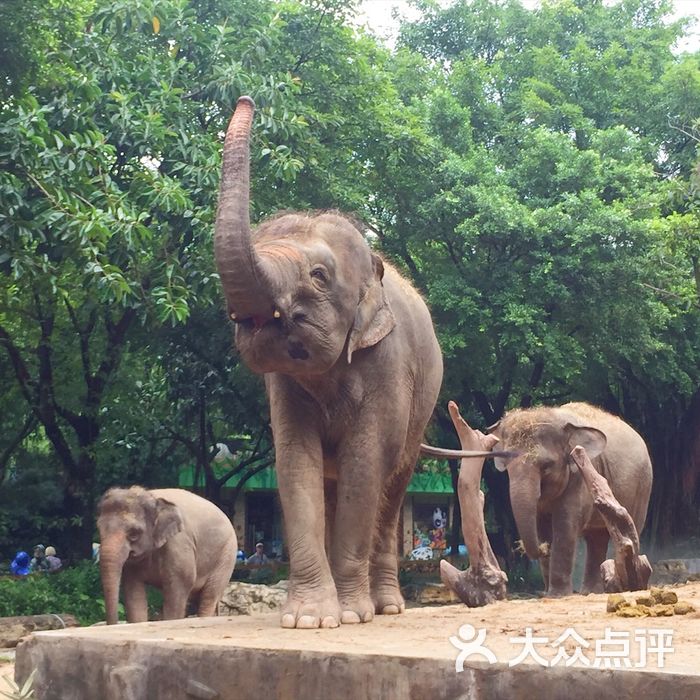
[0,0,424,554]
[0,0,309,553]
[385,0,700,547]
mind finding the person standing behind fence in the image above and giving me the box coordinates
[30,544,49,573]
[45,546,62,572]
[246,542,269,565]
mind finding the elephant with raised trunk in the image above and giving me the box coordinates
[97,487,237,624]
[491,402,653,596]
[213,97,498,629]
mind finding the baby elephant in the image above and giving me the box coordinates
[97,486,237,624]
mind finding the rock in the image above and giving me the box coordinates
[607,594,628,613]
[650,559,690,585]
[415,583,458,605]
[218,580,289,616]
[674,602,696,615]
[0,614,79,648]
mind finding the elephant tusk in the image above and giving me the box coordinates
[273,309,281,318]
[419,443,521,460]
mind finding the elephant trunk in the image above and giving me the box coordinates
[509,469,543,561]
[214,96,275,321]
[99,534,129,625]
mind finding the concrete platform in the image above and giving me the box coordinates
[15,584,700,700]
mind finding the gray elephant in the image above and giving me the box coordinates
[97,486,237,624]
[491,402,653,596]
[213,97,498,629]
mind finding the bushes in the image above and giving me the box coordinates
[0,561,162,625]
[0,562,104,625]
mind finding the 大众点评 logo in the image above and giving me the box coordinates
[449,624,674,671]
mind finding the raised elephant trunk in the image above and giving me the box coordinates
[214,96,275,321]
[99,534,129,625]
[509,469,543,561]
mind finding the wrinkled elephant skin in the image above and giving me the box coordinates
[97,486,237,624]
[492,402,652,597]
[214,97,444,628]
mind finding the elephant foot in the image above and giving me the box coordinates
[338,594,374,624]
[281,585,341,629]
[581,578,604,595]
[544,586,574,598]
[372,585,406,615]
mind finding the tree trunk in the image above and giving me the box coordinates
[447,459,462,557]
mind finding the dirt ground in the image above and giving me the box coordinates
[10,581,700,683]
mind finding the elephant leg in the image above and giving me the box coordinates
[330,437,386,625]
[537,514,553,593]
[582,529,609,594]
[122,574,148,623]
[272,390,340,629]
[161,588,190,620]
[161,564,196,621]
[198,548,236,617]
[197,580,224,618]
[547,507,578,597]
[370,453,416,615]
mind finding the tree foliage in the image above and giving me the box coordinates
[2,0,700,560]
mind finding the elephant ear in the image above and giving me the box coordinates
[346,254,396,363]
[153,498,183,548]
[487,421,511,472]
[564,423,607,465]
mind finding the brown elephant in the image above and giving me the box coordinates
[97,487,237,624]
[491,402,653,596]
[213,97,497,629]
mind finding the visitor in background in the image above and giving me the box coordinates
[45,546,62,572]
[10,551,31,576]
[246,542,269,565]
[29,544,49,572]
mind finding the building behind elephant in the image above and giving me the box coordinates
[179,466,455,560]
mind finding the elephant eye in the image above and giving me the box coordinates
[127,528,142,542]
[310,266,328,284]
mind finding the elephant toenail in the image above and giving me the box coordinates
[297,615,319,629]
[281,614,296,628]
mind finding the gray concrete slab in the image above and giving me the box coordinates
[14,583,700,700]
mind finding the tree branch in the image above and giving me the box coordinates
[0,323,38,409]
[0,414,38,483]
[88,307,137,409]
[64,297,96,387]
